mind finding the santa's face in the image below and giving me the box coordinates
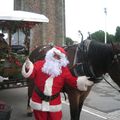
[53,52,61,60]
[41,47,69,77]
[42,53,62,77]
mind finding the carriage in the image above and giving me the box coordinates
[0,10,49,89]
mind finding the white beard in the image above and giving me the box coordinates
[42,58,62,77]
[41,47,69,77]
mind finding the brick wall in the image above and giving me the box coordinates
[14,0,65,50]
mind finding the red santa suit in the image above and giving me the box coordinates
[22,46,93,120]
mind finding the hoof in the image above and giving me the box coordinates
[27,106,33,117]
[27,112,33,117]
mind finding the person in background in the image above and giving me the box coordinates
[22,46,93,120]
[0,33,8,51]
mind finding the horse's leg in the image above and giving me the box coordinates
[64,85,81,120]
[27,79,34,117]
[68,89,82,120]
[67,87,91,120]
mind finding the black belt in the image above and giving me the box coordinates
[34,85,60,102]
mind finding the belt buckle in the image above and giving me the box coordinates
[44,95,51,102]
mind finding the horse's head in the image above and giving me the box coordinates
[72,40,108,79]
[75,40,120,88]
[70,40,120,85]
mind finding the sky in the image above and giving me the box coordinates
[0,0,13,12]
[65,0,120,42]
[0,0,120,42]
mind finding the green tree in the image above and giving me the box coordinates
[90,30,105,43]
[64,37,74,46]
[107,34,115,43]
[90,30,115,43]
[115,26,120,42]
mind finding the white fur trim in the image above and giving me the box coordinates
[44,77,54,95]
[41,77,54,111]
[77,76,94,91]
[52,47,64,57]
[21,60,34,78]
[42,47,69,77]
[30,99,62,112]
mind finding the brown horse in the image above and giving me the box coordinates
[27,39,120,120]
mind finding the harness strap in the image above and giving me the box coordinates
[73,46,79,76]
[72,40,103,83]
[34,85,60,102]
[73,40,94,77]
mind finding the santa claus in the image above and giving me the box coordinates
[22,46,93,120]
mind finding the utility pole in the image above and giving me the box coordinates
[104,7,107,43]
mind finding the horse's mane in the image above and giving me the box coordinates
[88,40,113,65]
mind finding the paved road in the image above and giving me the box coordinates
[83,75,120,120]
[0,75,120,120]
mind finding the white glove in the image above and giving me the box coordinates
[21,58,34,78]
[25,58,31,69]
[77,76,94,91]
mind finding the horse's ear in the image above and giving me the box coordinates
[78,30,83,42]
[110,41,113,46]
[88,32,92,40]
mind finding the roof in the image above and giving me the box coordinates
[0,10,49,23]
[0,10,49,29]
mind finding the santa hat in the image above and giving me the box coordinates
[50,46,67,59]
[54,46,66,55]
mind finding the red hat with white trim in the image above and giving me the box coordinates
[54,46,66,55]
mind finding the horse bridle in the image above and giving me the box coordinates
[72,40,103,82]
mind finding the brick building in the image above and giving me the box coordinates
[14,0,66,49]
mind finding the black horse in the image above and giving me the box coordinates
[26,39,120,120]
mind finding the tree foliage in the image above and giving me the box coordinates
[90,30,115,43]
[64,37,74,46]
[90,30,105,43]
[65,26,120,44]
[115,26,120,42]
